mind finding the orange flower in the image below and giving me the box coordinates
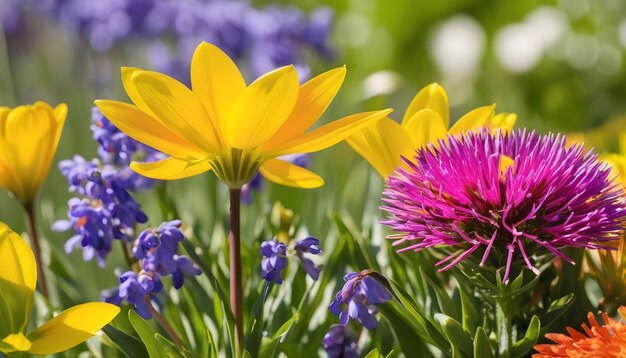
[533,306,626,358]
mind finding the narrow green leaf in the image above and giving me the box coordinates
[540,294,574,331]
[364,348,383,358]
[128,310,169,358]
[473,327,493,358]
[101,324,149,358]
[385,349,398,358]
[378,303,434,357]
[154,334,184,358]
[459,285,480,333]
[511,315,541,358]
[435,313,473,357]
[245,282,271,356]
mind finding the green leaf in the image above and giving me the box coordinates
[101,324,149,358]
[540,294,574,332]
[473,327,493,358]
[128,310,169,358]
[271,313,299,341]
[378,303,434,357]
[154,334,184,358]
[260,313,300,358]
[364,348,383,358]
[511,315,541,358]
[459,285,480,333]
[245,282,271,356]
[385,349,398,358]
[435,313,473,357]
[420,267,459,320]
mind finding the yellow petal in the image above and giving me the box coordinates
[346,117,414,178]
[401,109,448,148]
[130,157,212,180]
[1,332,31,353]
[130,70,221,154]
[95,100,205,158]
[263,109,393,158]
[191,42,246,140]
[1,104,57,202]
[226,65,299,149]
[448,104,495,135]
[27,302,120,355]
[0,225,36,336]
[267,66,346,146]
[259,158,324,188]
[490,112,517,133]
[403,83,450,128]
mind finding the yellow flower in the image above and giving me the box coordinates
[0,102,67,204]
[0,222,119,355]
[346,83,517,178]
[95,42,391,188]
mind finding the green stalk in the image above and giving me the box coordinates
[495,293,513,357]
[23,203,49,299]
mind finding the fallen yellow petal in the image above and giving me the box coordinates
[27,302,120,355]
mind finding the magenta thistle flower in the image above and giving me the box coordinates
[382,130,626,282]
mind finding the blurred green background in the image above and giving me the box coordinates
[1,0,626,302]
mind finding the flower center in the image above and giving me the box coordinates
[209,148,261,188]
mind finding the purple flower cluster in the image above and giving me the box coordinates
[106,221,201,318]
[382,130,626,282]
[260,236,322,284]
[54,108,163,265]
[323,325,359,358]
[53,156,148,266]
[329,270,393,330]
[12,0,334,80]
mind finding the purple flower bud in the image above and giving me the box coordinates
[329,270,393,330]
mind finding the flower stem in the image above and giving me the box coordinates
[143,294,184,349]
[23,203,49,299]
[495,294,513,357]
[229,188,244,348]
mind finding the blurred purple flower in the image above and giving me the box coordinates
[294,237,322,280]
[382,130,626,282]
[260,240,287,284]
[329,270,393,330]
[323,325,359,358]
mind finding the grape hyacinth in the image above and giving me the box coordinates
[260,240,287,284]
[329,270,393,330]
[54,156,148,266]
[323,325,360,358]
[382,130,626,282]
[105,221,200,318]
[55,108,164,264]
[260,236,322,284]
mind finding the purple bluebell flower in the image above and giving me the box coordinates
[382,130,626,282]
[260,240,287,284]
[54,155,148,264]
[323,325,359,358]
[294,237,322,280]
[134,221,201,289]
[329,270,393,330]
[105,271,162,319]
